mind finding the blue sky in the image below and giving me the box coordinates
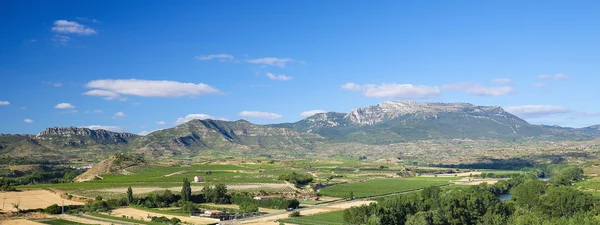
[1,0,599,134]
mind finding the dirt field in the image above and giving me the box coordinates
[200,203,285,214]
[112,207,220,225]
[239,200,374,225]
[1,219,44,225]
[452,178,500,185]
[0,190,84,212]
[101,183,293,194]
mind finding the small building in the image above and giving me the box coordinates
[253,195,278,200]
[204,210,223,217]
[194,176,203,182]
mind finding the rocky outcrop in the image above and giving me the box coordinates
[344,101,512,125]
[37,127,137,140]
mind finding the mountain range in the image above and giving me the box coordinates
[1,101,598,161]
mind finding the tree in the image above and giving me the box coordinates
[239,202,259,213]
[181,178,192,202]
[349,191,354,200]
[510,180,547,212]
[127,186,134,203]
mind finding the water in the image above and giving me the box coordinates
[498,194,512,201]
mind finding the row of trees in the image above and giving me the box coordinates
[278,172,313,186]
[342,166,596,225]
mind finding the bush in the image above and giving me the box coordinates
[289,211,301,217]
[44,204,61,214]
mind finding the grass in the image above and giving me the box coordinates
[279,211,345,225]
[88,213,163,225]
[20,167,296,192]
[319,178,449,198]
[38,219,91,225]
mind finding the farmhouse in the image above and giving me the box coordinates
[253,195,278,200]
[204,210,223,217]
[194,176,203,182]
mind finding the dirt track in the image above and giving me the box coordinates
[0,190,84,212]
[238,200,374,225]
[112,207,219,225]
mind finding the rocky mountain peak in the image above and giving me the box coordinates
[345,101,507,125]
[36,127,137,139]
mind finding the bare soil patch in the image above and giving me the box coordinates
[452,177,500,185]
[112,207,219,225]
[0,190,84,212]
[240,200,374,225]
[1,219,44,225]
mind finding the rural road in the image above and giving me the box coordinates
[219,186,448,225]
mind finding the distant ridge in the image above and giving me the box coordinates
[0,101,598,160]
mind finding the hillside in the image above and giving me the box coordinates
[129,119,324,157]
[0,101,598,160]
[0,127,138,162]
[74,153,145,182]
[271,101,594,144]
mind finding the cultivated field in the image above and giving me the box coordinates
[279,210,345,225]
[318,178,450,198]
[0,190,84,212]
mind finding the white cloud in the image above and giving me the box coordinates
[492,78,511,85]
[138,129,164,136]
[93,109,103,113]
[506,105,570,118]
[195,54,234,61]
[24,119,34,123]
[341,83,363,91]
[54,103,75,109]
[156,121,166,125]
[238,111,283,119]
[555,74,569,80]
[300,110,327,117]
[52,35,71,45]
[441,83,516,96]
[538,74,569,80]
[76,17,100,23]
[533,83,548,87]
[343,83,441,99]
[45,82,63,87]
[84,79,220,99]
[114,112,126,117]
[266,72,293,81]
[83,89,122,100]
[51,20,97,35]
[175,114,228,125]
[84,125,123,132]
[0,101,9,106]
[246,57,293,67]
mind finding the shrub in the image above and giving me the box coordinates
[289,211,301,217]
[44,204,61,214]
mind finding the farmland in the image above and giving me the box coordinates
[318,178,451,198]
[2,157,526,225]
[278,210,345,225]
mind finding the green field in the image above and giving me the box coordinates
[87,213,163,225]
[279,211,345,225]
[39,219,91,225]
[319,178,449,198]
